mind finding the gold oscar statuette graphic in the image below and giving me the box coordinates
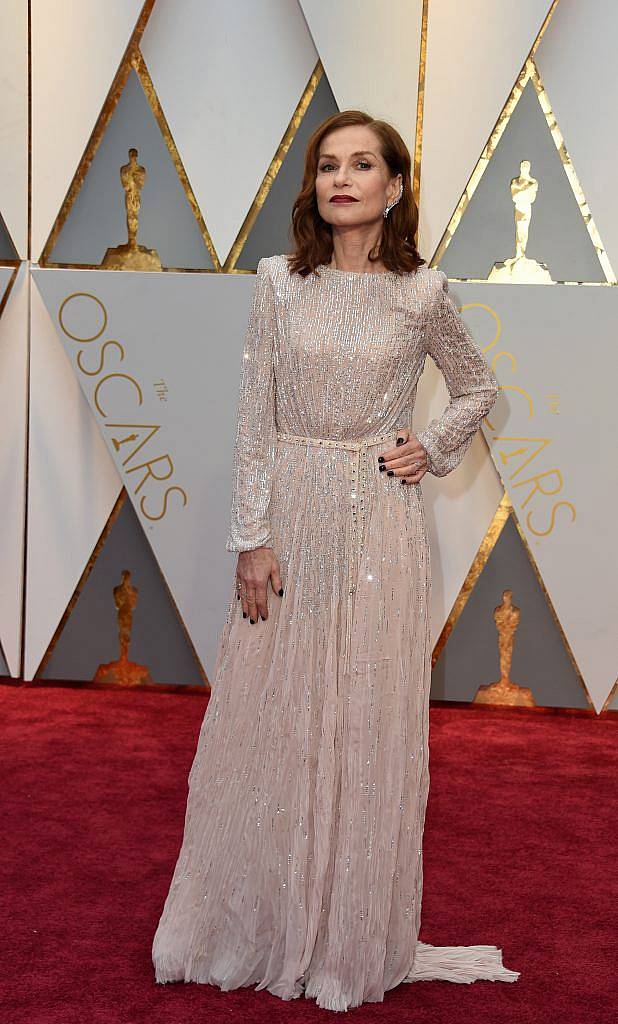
[94,569,154,686]
[101,147,162,271]
[474,589,536,706]
[488,160,552,283]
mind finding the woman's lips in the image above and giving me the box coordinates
[330,196,358,203]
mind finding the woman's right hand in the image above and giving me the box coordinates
[236,546,284,623]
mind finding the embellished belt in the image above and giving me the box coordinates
[276,430,397,452]
[276,429,399,675]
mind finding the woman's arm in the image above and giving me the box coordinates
[226,257,278,552]
[416,270,499,477]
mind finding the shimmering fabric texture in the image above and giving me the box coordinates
[152,255,518,1011]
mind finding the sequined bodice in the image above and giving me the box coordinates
[271,258,429,440]
[226,253,499,552]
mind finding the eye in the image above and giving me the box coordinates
[318,160,373,171]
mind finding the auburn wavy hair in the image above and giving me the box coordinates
[285,110,426,279]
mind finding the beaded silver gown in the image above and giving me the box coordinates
[152,254,519,1011]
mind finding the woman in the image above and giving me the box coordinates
[152,110,519,1012]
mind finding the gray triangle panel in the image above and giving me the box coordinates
[440,80,603,283]
[48,69,213,270]
[237,74,339,270]
[38,496,205,686]
[431,514,588,709]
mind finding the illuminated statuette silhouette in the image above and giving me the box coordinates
[94,569,154,686]
[488,160,552,283]
[102,147,162,271]
[474,589,535,706]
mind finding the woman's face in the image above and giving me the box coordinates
[315,125,401,229]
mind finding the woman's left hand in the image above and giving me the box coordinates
[377,427,428,484]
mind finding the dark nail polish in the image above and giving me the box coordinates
[260,614,266,621]
[237,593,240,599]
[243,612,247,618]
[278,588,284,596]
[379,464,386,472]
[250,618,256,624]
[377,456,384,463]
[387,469,394,476]
[396,437,404,445]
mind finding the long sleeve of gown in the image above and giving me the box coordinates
[416,270,499,478]
[225,257,278,552]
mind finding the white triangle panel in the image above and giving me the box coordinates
[32,268,257,679]
[469,281,617,714]
[300,1,423,158]
[0,0,28,257]
[141,0,318,265]
[0,264,28,674]
[26,275,122,680]
[31,0,144,261]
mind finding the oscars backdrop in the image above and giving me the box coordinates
[1,0,616,714]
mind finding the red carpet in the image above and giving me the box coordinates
[1,683,615,1023]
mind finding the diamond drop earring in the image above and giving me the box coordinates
[383,182,403,219]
